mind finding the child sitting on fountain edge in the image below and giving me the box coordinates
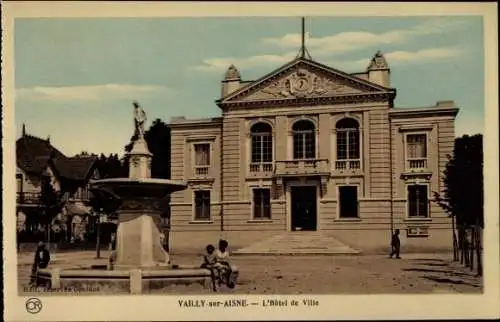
[200,244,217,270]
[214,239,238,288]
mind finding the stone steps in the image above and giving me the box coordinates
[233,232,360,255]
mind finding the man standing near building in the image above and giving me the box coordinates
[30,241,50,286]
[389,229,401,259]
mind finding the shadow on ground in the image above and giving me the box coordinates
[422,275,480,288]
[403,267,473,278]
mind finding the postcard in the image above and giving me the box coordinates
[2,1,499,321]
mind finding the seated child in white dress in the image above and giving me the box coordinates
[214,239,238,288]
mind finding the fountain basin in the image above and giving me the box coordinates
[37,265,215,294]
[89,178,187,198]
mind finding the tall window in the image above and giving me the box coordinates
[338,186,359,218]
[293,120,316,159]
[335,118,360,170]
[194,190,211,220]
[406,134,427,169]
[16,174,23,193]
[253,188,271,219]
[407,185,429,218]
[194,143,210,176]
[251,123,273,163]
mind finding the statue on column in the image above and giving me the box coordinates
[133,101,147,138]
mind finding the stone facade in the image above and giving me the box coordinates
[168,53,458,252]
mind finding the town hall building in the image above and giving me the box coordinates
[168,41,458,252]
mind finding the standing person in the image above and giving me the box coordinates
[30,241,50,286]
[389,229,401,259]
[109,232,116,251]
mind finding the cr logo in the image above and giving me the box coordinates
[25,297,42,314]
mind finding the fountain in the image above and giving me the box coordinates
[36,102,214,294]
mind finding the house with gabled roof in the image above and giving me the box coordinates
[168,40,458,252]
[16,125,100,242]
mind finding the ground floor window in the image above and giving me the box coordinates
[339,185,358,218]
[407,184,429,218]
[194,190,211,220]
[253,188,271,219]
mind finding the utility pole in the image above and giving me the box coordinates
[297,17,311,60]
[95,209,102,259]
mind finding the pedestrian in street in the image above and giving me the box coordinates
[389,229,401,259]
[30,241,50,286]
[109,232,116,251]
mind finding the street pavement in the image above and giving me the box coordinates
[17,251,482,294]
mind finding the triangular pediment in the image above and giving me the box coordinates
[219,58,394,105]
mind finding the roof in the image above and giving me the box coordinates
[16,134,96,182]
[217,57,396,106]
[53,156,97,181]
[16,135,65,173]
[168,116,222,128]
[390,101,459,119]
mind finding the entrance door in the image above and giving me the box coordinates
[291,186,317,231]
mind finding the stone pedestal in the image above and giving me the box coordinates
[128,137,153,180]
[115,211,169,268]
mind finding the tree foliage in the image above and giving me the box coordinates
[124,118,171,179]
[39,175,65,230]
[434,134,483,227]
[95,153,128,179]
[434,134,483,275]
[87,189,121,215]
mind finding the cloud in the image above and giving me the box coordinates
[193,18,467,74]
[262,18,467,57]
[385,47,462,63]
[318,47,463,72]
[16,84,174,102]
[192,52,297,73]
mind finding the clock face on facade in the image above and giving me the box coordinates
[295,77,310,92]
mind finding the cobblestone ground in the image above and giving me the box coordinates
[17,251,483,295]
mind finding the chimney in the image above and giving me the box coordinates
[221,64,241,98]
[367,51,390,87]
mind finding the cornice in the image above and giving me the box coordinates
[217,91,395,110]
[389,107,459,119]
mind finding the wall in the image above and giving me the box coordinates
[170,122,222,232]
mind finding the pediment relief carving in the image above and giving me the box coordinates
[235,67,368,102]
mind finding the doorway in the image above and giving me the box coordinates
[291,185,317,231]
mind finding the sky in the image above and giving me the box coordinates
[14,16,484,157]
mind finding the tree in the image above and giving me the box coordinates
[94,153,127,179]
[434,134,483,276]
[124,118,171,178]
[87,189,121,258]
[39,175,66,248]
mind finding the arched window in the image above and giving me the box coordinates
[292,120,316,159]
[250,122,273,164]
[335,118,360,169]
